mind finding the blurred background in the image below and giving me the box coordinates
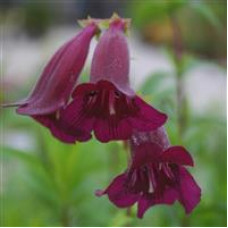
[0,0,227,226]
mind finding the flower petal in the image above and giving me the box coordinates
[101,174,139,208]
[90,19,134,96]
[149,127,170,150]
[175,167,201,214]
[137,188,177,218]
[32,114,91,143]
[32,115,77,143]
[131,142,162,169]
[94,118,132,142]
[58,94,95,140]
[129,96,167,132]
[161,146,194,166]
[17,23,97,115]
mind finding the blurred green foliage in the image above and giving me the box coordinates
[22,1,52,38]
[129,0,226,59]
[130,0,222,29]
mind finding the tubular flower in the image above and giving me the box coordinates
[17,22,98,115]
[5,22,98,143]
[96,127,201,218]
[56,18,167,143]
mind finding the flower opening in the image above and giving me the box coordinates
[96,128,201,218]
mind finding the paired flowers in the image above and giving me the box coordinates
[6,15,201,218]
[10,17,166,144]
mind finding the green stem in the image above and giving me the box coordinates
[127,206,132,217]
[60,204,70,227]
[171,16,190,227]
[125,207,133,227]
[170,15,186,142]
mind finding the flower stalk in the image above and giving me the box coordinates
[170,14,187,142]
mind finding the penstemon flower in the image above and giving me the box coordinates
[5,21,99,143]
[51,17,167,143]
[5,16,167,143]
[96,127,201,218]
[16,22,98,115]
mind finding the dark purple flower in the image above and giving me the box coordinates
[53,18,167,143]
[96,128,201,218]
[5,17,167,144]
[90,18,133,96]
[55,80,167,143]
[16,22,98,115]
[4,22,98,143]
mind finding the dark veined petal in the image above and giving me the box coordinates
[54,82,98,143]
[90,18,134,96]
[137,188,177,218]
[32,114,92,143]
[93,118,132,142]
[161,146,194,167]
[32,115,77,143]
[98,174,139,208]
[128,96,167,132]
[17,23,97,115]
[175,167,201,214]
[57,90,95,141]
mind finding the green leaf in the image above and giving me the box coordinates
[3,146,59,207]
[189,1,222,30]
[2,146,40,165]
[130,0,186,28]
[139,72,171,95]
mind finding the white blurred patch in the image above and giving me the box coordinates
[184,64,226,116]
[3,130,36,152]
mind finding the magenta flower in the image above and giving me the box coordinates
[96,128,201,218]
[53,18,167,143]
[5,17,166,143]
[90,18,133,96]
[5,22,98,143]
[17,23,97,115]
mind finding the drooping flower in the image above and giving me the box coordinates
[54,18,167,143]
[16,22,98,115]
[4,22,99,143]
[96,127,201,218]
[5,16,167,144]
